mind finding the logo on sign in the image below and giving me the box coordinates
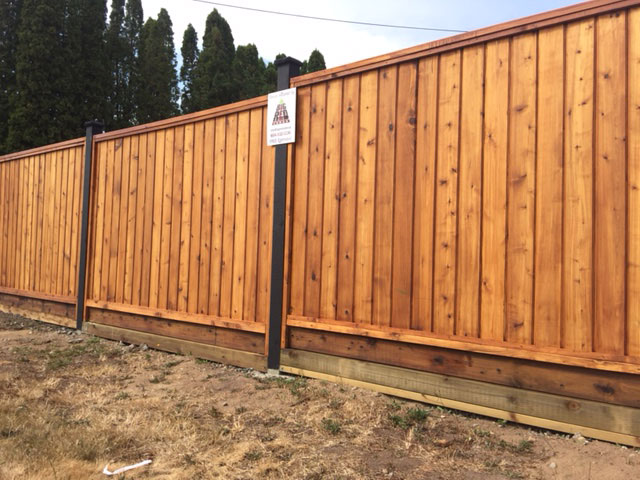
[267,87,296,146]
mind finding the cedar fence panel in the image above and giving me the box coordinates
[285,3,640,373]
[0,139,84,326]
[84,97,275,358]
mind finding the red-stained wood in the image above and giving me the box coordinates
[391,62,418,330]
[319,79,343,321]
[456,45,484,338]
[187,122,204,314]
[505,33,537,345]
[433,51,461,336]
[304,83,328,318]
[353,71,378,325]
[594,11,627,355]
[411,57,438,333]
[534,26,564,348]
[243,109,263,322]
[373,66,397,328]
[289,87,312,316]
[336,76,360,322]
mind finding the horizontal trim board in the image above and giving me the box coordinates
[281,349,640,443]
[86,300,265,333]
[0,296,76,328]
[287,327,640,408]
[85,322,267,371]
[0,287,76,305]
[87,307,265,354]
[94,96,268,141]
[0,137,84,163]
[287,317,640,374]
[291,0,639,86]
[280,364,640,447]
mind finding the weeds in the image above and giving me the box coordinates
[256,375,308,397]
[244,449,263,461]
[321,418,342,435]
[389,406,430,430]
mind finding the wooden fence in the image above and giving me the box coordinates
[0,0,638,445]
[0,139,84,325]
[83,97,275,369]
[284,2,640,372]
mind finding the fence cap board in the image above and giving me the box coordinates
[0,137,84,164]
[95,95,268,142]
[291,0,639,87]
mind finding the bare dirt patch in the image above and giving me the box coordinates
[0,312,638,479]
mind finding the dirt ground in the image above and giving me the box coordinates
[0,313,638,480]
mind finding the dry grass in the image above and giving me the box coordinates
[0,313,638,479]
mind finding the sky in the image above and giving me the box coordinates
[134,0,579,68]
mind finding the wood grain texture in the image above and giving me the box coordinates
[289,87,311,316]
[433,51,461,335]
[353,71,378,325]
[373,66,397,327]
[81,104,271,356]
[319,79,343,320]
[336,76,360,322]
[534,26,564,348]
[456,46,484,338]
[563,19,594,352]
[628,7,640,356]
[506,33,537,345]
[304,84,327,318]
[480,39,510,342]
[391,62,418,330]
[594,11,627,355]
[411,57,438,333]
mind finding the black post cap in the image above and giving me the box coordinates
[83,120,104,133]
[274,56,302,68]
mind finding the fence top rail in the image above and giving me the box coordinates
[291,0,638,87]
[0,137,84,164]
[95,94,268,142]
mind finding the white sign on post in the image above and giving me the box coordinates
[266,87,297,146]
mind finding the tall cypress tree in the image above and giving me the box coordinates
[123,0,143,123]
[300,49,326,75]
[232,44,266,101]
[137,9,178,123]
[7,0,69,151]
[0,0,23,153]
[65,0,109,129]
[180,24,198,114]
[105,0,127,129]
[191,9,235,110]
[306,49,326,73]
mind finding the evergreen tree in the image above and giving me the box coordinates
[300,49,326,75]
[179,24,198,114]
[105,0,127,129]
[262,53,287,94]
[137,9,179,123]
[123,0,143,123]
[232,44,265,101]
[191,9,235,110]
[0,0,23,153]
[7,0,70,150]
[65,0,109,130]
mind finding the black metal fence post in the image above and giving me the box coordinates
[76,120,104,330]
[267,57,302,372]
